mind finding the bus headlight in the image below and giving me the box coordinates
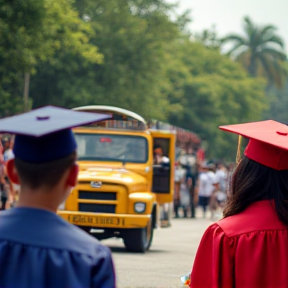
[134,202,146,213]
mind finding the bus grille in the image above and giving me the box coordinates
[79,203,116,213]
[79,191,116,200]
[78,191,117,213]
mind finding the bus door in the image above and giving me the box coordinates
[150,130,175,205]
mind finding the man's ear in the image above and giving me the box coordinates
[6,159,20,184]
[66,163,79,187]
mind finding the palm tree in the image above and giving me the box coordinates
[221,16,287,88]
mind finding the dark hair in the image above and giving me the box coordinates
[153,145,162,150]
[223,156,288,225]
[14,152,76,189]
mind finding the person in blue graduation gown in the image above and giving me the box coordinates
[0,106,116,288]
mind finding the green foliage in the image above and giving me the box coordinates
[221,16,287,88]
[263,80,288,123]
[0,0,102,116]
[167,40,266,160]
[31,0,181,119]
[0,0,271,160]
[193,26,221,50]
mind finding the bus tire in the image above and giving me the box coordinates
[123,218,154,253]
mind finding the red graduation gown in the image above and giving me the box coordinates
[190,200,288,288]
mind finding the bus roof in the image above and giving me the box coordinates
[73,106,146,125]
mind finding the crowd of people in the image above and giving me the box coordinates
[2,133,233,220]
[174,147,235,220]
[2,107,288,287]
[0,135,19,210]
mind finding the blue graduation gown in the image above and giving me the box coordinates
[0,207,116,288]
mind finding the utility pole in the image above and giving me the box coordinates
[23,72,30,112]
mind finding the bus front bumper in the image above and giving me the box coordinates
[58,211,151,229]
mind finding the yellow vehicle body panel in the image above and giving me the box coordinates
[150,130,175,205]
[58,115,175,232]
[59,211,151,228]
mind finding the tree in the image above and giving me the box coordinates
[1,0,269,160]
[30,0,182,120]
[166,39,267,160]
[221,16,287,88]
[193,26,221,50]
[0,0,102,117]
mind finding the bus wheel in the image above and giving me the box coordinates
[123,218,154,253]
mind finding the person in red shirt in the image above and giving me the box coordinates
[190,120,288,288]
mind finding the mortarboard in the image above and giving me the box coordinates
[0,106,111,163]
[219,120,288,170]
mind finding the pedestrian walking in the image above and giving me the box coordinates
[0,178,9,210]
[215,162,227,193]
[0,106,116,288]
[0,140,6,209]
[174,161,185,218]
[190,120,288,288]
[196,162,216,218]
[0,156,6,210]
[183,148,198,218]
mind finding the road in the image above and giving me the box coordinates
[102,211,216,288]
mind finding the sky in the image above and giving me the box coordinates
[166,0,288,53]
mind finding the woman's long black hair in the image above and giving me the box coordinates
[223,156,288,225]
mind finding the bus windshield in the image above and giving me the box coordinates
[74,133,148,163]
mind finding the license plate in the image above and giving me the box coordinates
[68,215,120,226]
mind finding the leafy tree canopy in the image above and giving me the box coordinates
[30,0,182,119]
[221,16,287,88]
[0,0,102,116]
[167,40,266,159]
[0,1,270,160]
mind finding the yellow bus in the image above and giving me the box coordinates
[58,106,176,252]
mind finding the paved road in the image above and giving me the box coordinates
[102,211,216,288]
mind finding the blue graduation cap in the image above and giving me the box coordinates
[0,106,111,163]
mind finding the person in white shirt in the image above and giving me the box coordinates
[153,145,169,165]
[215,162,228,193]
[2,138,18,207]
[197,163,216,218]
[209,176,227,220]
[174,161,187,218]
[3,138,14,163]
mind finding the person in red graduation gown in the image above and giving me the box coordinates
[190,120,288,288]
[0,106,116,288]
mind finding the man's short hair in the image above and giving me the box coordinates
[153,145,162,151]
[14,152,76,189]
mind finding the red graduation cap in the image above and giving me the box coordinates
[219,120,288,170]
